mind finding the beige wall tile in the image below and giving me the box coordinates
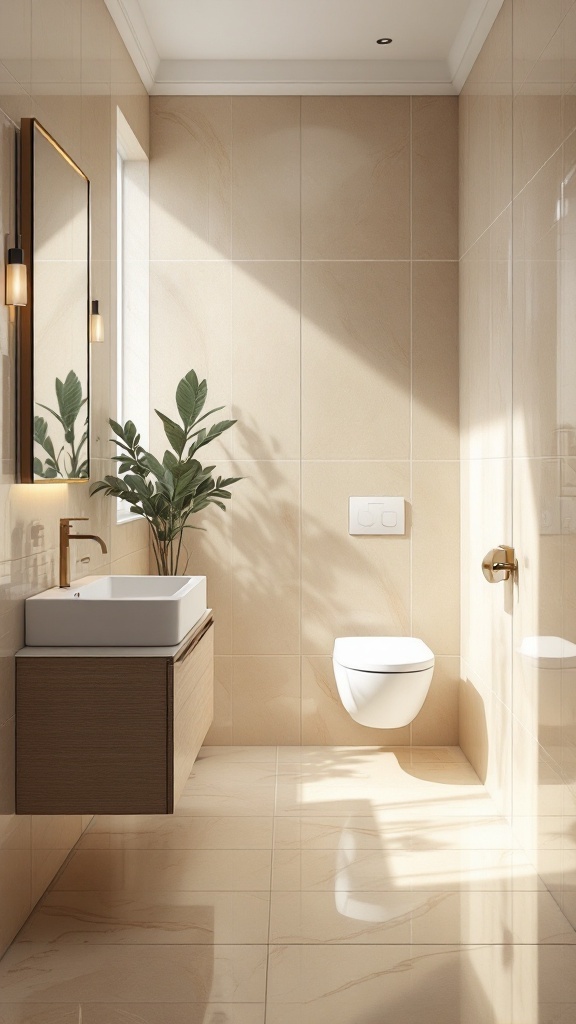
[0,65,32,129]
[301,461,411,654]
[513,148,562,262]
[31,815,83,854]
[412,97,458,260]
[411,656,460,745]
[81,0,111,86]
[0,848,32,959]
[0,1,31,85]
[232,656,301,744]
[302,261,410,460]
[512,251,560,461]
[412,461,460,656]
[150,96,231,261]
[301,655,410,745]
[513,0,566,90]
[109,517,148,565]
[563,4,576,138]
[459,0,512,255]
[176,469,233,654]
[204,656,233,744]
[231,261,300,461]
[80,95,112,264]
[231,460,300,656]
[412,261,459,461]
[31,0,81,86]
[460,457,513,706]
[459,673,512,818]
[114,88,149,159]
[110,547,150,576]
[301,96,410,260]
[149,261,232,458]
[31,849,73,909]
[231,97,300,259]
[513,93,563,199]
[459,210,512,461]
[0,811,30,853]
[512,457,564,770]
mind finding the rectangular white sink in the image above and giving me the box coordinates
[25,575,207,647]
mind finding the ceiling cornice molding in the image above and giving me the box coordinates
[105,0,503,96]
[449,0,505,91]
[152,59,455,96]
[104,0,160,92]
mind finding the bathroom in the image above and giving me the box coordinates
[0,0,575,1018]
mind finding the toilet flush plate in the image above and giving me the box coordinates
[349,497,405,535]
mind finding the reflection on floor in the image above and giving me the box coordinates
[0,746,575,1022]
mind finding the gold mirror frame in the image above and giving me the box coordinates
[18,118,91,484]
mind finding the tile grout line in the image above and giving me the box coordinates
[409,95,414,748]
[263,745,281,1021]
[299,94,304,749]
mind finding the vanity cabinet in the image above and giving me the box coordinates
[15,613,214,814]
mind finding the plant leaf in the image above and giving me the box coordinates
[175,370,208,428]
[140,452,166,481]
[36,402,65,428]
[109,418,126,439]
[58,371,83,430]
[124,420,138,447]
[155,410,186,456]
[190,418,236,454]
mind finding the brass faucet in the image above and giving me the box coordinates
[59,518,108,588]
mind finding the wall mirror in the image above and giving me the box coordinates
[18,118,90,483]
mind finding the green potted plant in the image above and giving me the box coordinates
[91,369,240,575]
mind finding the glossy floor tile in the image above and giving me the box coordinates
[0,944,267,1003]
[77,815,274,850]
[18,891,270,945]
[0,745,573,1023]
[81,1005,265,1023]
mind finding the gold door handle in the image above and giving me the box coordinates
[482,545,518,583]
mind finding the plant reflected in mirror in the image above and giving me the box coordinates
[33,370,88,479]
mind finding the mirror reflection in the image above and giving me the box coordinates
[19,119,90,482]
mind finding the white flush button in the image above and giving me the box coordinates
[349,497,405,536]
[358,510,375,526]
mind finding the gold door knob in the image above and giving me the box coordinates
[482,545,518,583]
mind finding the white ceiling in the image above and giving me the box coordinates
[105,0,504,95]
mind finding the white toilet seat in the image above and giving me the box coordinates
[333,636,434,673]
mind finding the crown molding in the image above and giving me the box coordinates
[449,0,505,91]
[105,0,503,96]
[104,0,160,92]
[151,59,456,95]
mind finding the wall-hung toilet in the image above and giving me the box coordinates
[332,636,435,728]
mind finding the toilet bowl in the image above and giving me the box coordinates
[332,636,434,728]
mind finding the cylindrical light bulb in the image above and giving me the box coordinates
[6,245,27,306]
[90,299,104,344]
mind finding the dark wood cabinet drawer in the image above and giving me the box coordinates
[16,616,214,815]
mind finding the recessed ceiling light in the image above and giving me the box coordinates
[377,37,393,45]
